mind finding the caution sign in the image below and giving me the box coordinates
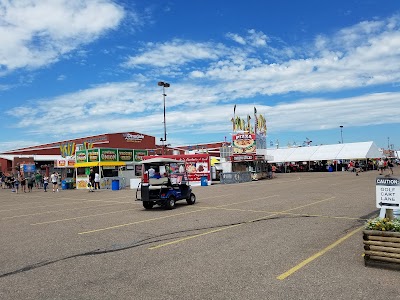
[376,177,400,209]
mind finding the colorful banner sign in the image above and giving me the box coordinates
[142,154,210,184]
[22,164,36,173]
[134,150,148,162]
[232,133,256,154]
[118,149,134,161]
[88,149,100,162]
[75,150,88,163]
[100,148,118,162]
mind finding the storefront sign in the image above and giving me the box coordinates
[88,149,100,162]
[100,148,118,162]
[142,154,210,184]
[134,150,148,162]
[57,160,66,167]
[233,133,256,154]
[55,159,75,168]
[76,150,87,163]
[21,164,36,173]
[123,133,145,142]
[118,149,134,161]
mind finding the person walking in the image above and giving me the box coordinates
[43,175,49,192]
[27,173,35,192]
[388,160,394,175]
[35,171,42,189]
[378,159,385,175]
[94,171,100,190]
[88,168,95,192]
[355,161,361,176]
[20,171,27,193]
[13,174,19,193]
[50,172,59,192]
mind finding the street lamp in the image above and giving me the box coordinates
[158,81,170,155]
[340,126,343,144]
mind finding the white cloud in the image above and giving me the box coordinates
[0,0,125,72]
[123,39,225,68]
[2,14,400,152]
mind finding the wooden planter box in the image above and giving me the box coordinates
[363,230,400,270]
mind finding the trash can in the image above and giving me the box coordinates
[200,176,208,186]
[61,180,68,190]
[111,179,120,190]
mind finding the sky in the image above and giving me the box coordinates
[1,0,400,153]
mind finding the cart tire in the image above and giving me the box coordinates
[186,193,196,205]
[143,202,154,209]
[165,196,176,210]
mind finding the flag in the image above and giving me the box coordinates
[234,104,236,114]
[254,107,257,115]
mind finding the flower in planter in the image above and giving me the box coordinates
[366,217,400,232]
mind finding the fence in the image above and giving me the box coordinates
[220,172,252,184]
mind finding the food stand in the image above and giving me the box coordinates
[230,107,268,180]
[142,154,211,186]
[74,148,148,189]
[54,158,76,188]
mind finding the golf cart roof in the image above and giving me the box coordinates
[141,157,184,165]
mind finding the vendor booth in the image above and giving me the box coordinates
[142,154,211,186]
[74,148,148,190]
[54,158,76,189]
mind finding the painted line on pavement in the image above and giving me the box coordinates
[149,224,242,250]
[149,196,337,249]
[30,208,139,225]
[2,202,130,220]
[276,225,364,280]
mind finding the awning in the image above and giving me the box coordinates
[74,161,126,168]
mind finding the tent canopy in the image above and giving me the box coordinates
[260,141,382,163]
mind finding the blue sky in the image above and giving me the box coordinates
[1,0,400,153]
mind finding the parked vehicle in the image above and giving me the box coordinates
[135,157,196,209]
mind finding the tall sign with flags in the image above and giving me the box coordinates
[231,105,267,155]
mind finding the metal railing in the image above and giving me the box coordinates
[220,172,252,184]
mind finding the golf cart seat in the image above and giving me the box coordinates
[148,178,170,190]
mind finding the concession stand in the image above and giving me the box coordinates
[142,154,211,186]
[74,148,148,190]
[54,158,76,188]
[230,108,268,180]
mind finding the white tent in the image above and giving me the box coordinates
[260,141,382,163]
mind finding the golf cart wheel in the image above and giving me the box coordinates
[186,193,196,205]
[165,196,176,210]
[143,201,154,209]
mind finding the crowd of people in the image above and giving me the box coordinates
[0,170,58,193]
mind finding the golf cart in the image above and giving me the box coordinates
[135,157,196,209]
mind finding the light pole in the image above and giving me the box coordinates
[340,126,343,144]
[158,81,170,155]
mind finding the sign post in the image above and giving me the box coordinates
[376,177,400,220]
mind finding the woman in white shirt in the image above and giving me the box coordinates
[94,172,100,189]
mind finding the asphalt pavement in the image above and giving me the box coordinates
[0,167,399,300]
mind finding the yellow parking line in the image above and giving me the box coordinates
[30,208,138,225]
[276,225,364,280]
[150,196,337,249]
[2,203,129,220]
[149,224,242,250]
[0,199,130,213]
[78,208,211,235]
